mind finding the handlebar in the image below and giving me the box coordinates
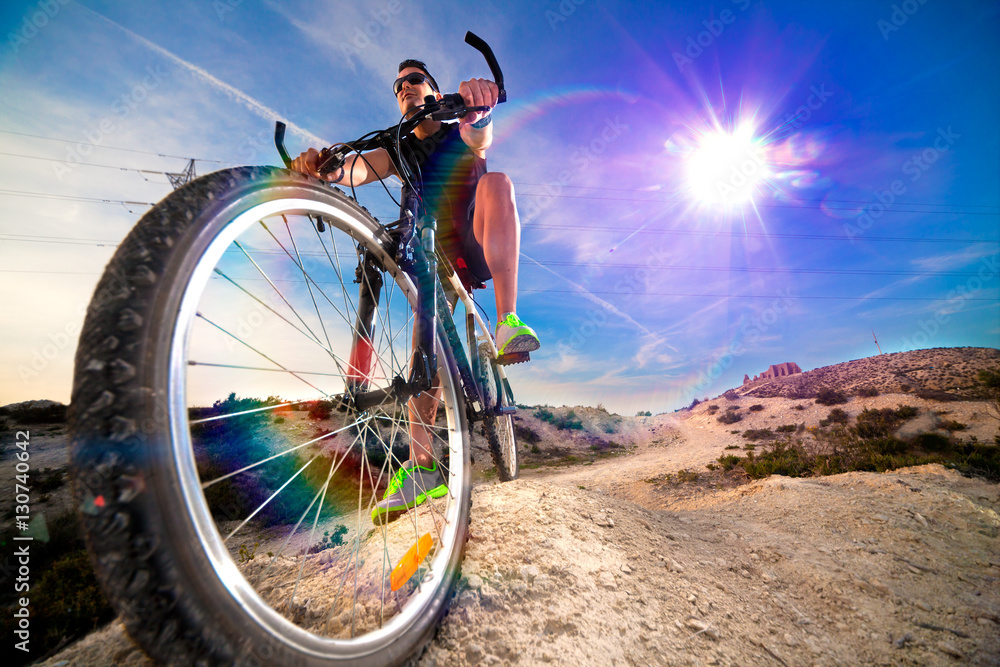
[275,31,506,177]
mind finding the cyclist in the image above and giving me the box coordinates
[291,59,539,522]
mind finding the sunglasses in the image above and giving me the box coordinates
[393,72,436,95]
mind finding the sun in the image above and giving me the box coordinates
[684,123,772,208]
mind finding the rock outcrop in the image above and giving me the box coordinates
[743,363,802,385]
[761,362,802,379]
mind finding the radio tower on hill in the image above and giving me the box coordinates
[167,159,197,190]
[872,329,883,355]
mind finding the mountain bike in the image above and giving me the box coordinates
[69,32,522,666]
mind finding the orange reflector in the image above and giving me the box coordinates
[390,533,433,592]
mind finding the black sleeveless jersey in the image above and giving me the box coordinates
[399,123,487,267]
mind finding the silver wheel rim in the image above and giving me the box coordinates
[167,194,467,659]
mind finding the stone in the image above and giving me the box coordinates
[758,362,802,380]
[598,571,618,590]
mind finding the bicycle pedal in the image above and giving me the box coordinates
[496,351,530,366]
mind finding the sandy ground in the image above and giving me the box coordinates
[29,392,1000,667]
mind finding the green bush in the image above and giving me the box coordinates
[555,410,584,430]
[534,408,555,422]
[742,428,774,440]
[716,454,740,471]
[940,419,967,432]
[308,400,334,420]
[913,432,950,452]
[856,386,879,397]
[815,387,848,405]
[895,404,919,419]
[514,422,540,444]
[717,410,742,424]
[826,408,849,424]
[855,407,904,438]
[749,404,765,412]
[776,424,797,433]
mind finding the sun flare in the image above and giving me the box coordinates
[684,123,772,208]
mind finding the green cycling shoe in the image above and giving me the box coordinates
[495,313,541,355]
[371,460,449,524]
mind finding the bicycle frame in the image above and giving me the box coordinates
[349,184,515,426]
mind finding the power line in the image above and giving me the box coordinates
[515,289,997,302]
[529,224,998,244]
[0,129,231,164]
[2,268,992,302]
[0,189,154,207]
[541,261,988,278]
[0,151,170,178]
[3,132,998,213]
[514,191,1000,215]
[511,181,1000,209]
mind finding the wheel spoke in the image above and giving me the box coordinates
[223,454,319,543]
[211,267,330,353]
[201,417,360,489]
[195,312,339,398]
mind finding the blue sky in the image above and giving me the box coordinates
[1,0,998,414]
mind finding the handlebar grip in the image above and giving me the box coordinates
[465,31,506,104]
[274,122,292,168]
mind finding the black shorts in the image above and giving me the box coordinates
[456,197,491,285]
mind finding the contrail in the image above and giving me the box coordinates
[76,4,328,146]
[520,251,677,352]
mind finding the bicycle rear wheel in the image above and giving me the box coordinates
[478,342,518,481]
[69,167,470,666]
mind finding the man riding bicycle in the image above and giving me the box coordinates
[291,59,539,522]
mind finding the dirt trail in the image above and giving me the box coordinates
[416,442,999,665]
[29,392,1000,666]
[40,451,1000,666]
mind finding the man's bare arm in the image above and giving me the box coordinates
[458,78,498,158]
[290,147,396,186]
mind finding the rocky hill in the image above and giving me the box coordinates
[8,346,1000,666]
[737,347,998,400]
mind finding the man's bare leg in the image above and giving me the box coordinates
[408,378,440,468]
[472,172,520,319]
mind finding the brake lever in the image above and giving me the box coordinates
[317,146,349,176]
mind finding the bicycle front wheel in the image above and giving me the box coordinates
[69,167,470,666]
